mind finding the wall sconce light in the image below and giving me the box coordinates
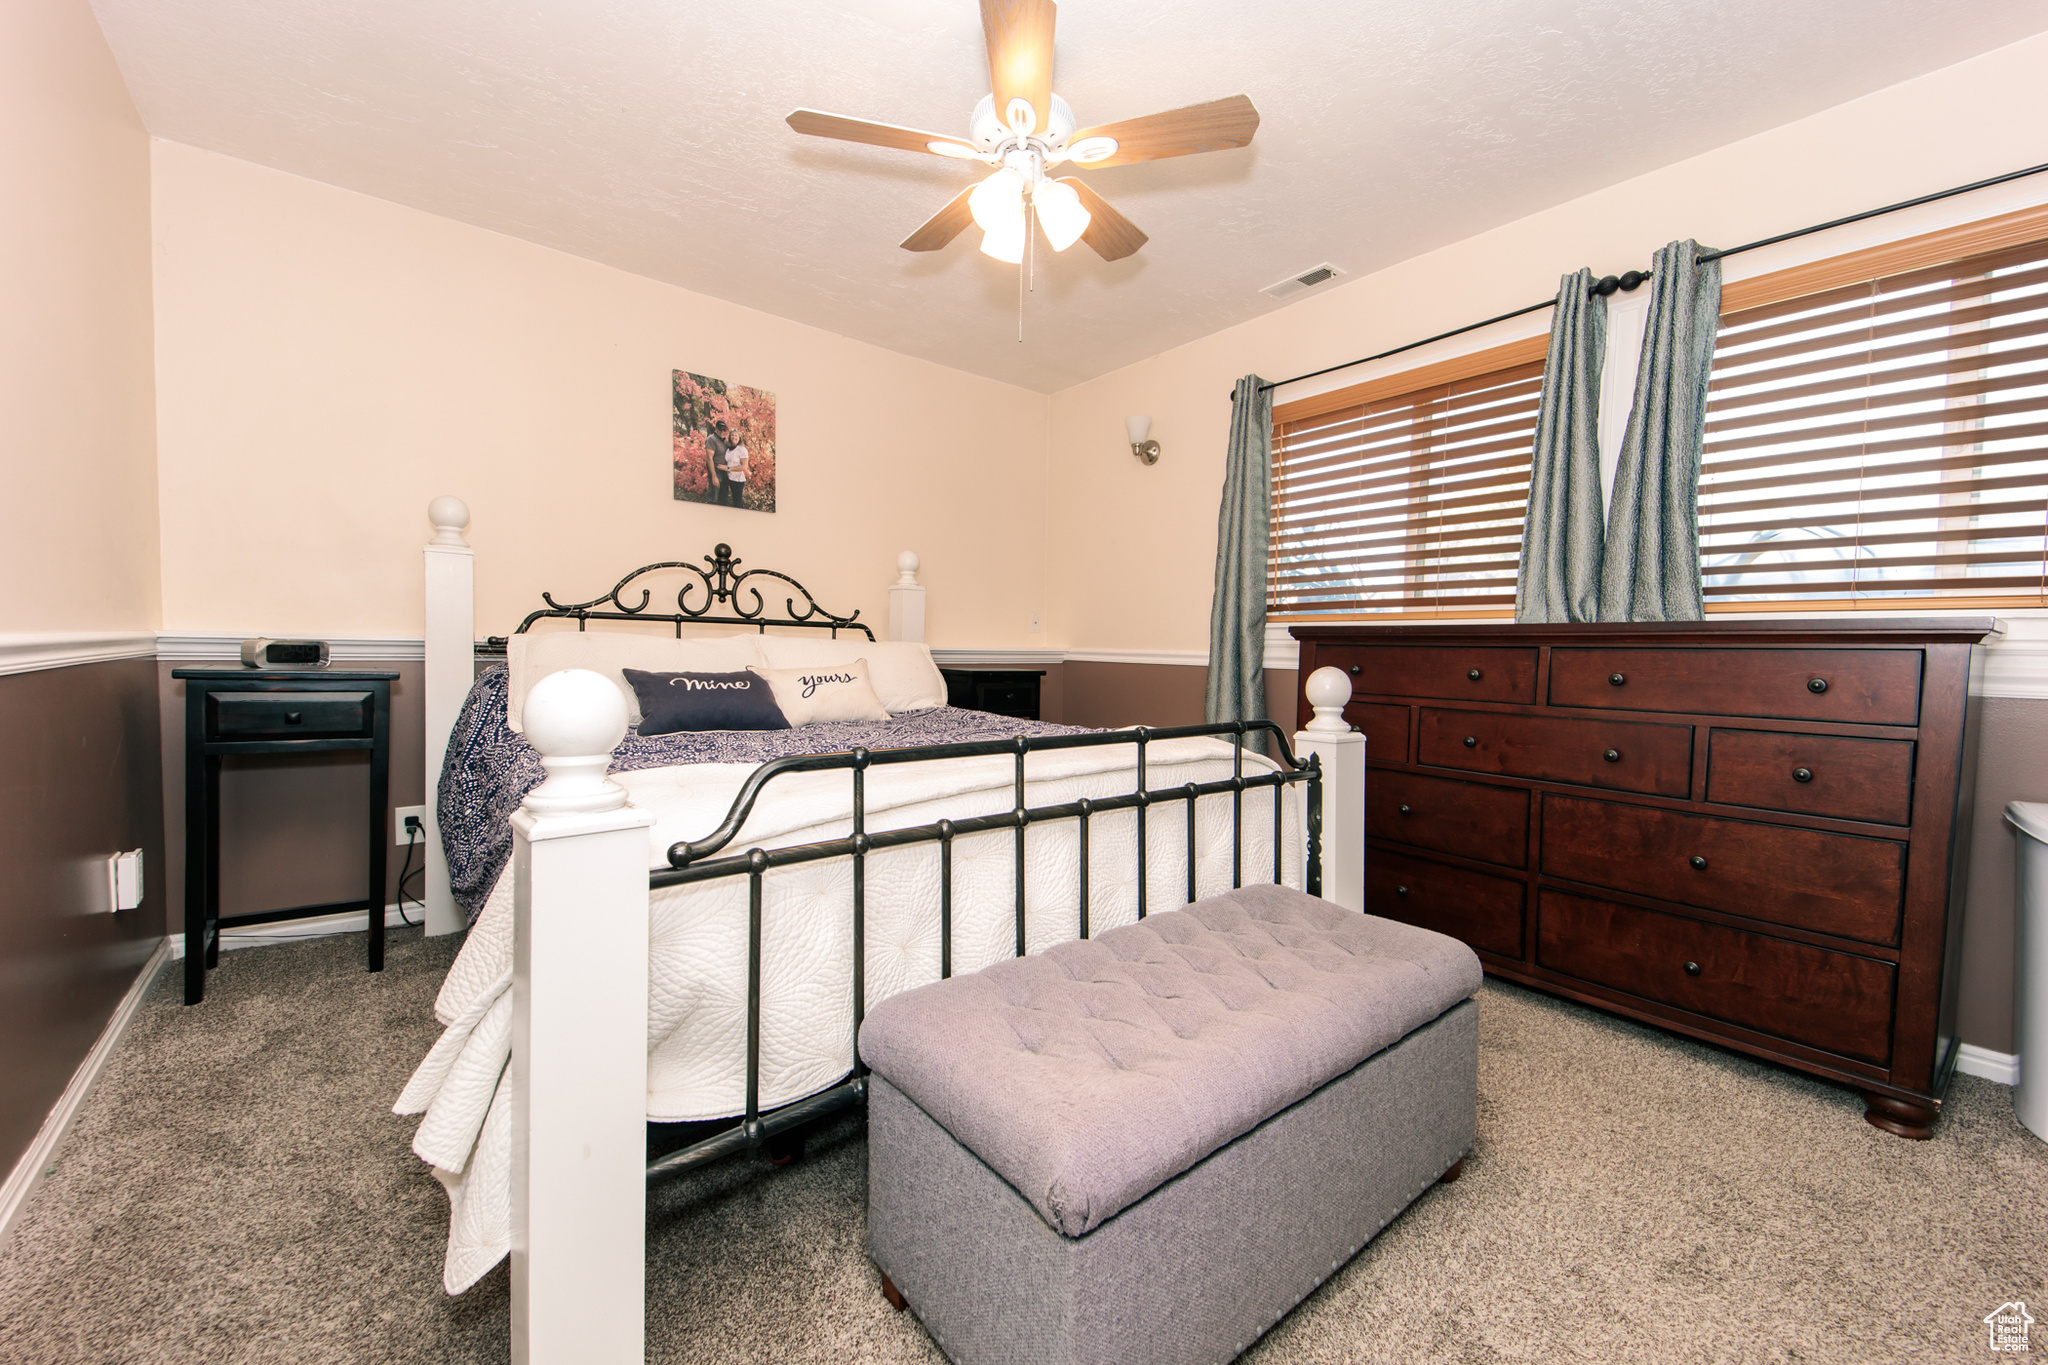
[1126,415,1161,465]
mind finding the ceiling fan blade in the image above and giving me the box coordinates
[981,0,1056,136]
[1070,95,1260,168]
[1056,178,1147,261]
[900,186,979,252]
[786,109,972,158]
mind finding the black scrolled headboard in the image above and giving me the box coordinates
[477,543,872,657]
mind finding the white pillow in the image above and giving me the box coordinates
[748,660,892,725]
[754,636,946,713]
[506,630,767,731]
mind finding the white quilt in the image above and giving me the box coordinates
[395,736,1302,1293]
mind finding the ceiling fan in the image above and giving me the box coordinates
[785,0,1259,270]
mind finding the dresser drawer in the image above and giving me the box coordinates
[1367,771,1528,869]
[1346,701,1410,766]
[1707,730,1914,826]
[1367,848,1526,959]
[1548,647,1922,725]
[1418,708,1692,798]
[1324,645,1538,704]
[1537,890,1896,1064]
[1541,794,1904,944]
[206,691,373,740]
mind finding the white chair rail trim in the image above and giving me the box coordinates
[14,627,2048,697]
[0,632,157,677]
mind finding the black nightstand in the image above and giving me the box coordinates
[941,668,1045,720]
[173,667,398,1005]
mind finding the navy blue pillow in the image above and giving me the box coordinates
[623,668,790,735]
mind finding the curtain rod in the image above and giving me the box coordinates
[1251,158,2048,398]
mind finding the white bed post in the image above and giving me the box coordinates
[510,669,652,1365]
[1295,666,1365,913]
[423,496,475,937]
[887,551,925,642]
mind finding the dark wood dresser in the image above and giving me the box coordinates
[1292,620,1998,1137]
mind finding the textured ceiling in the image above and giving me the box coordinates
[89,0,2048,392]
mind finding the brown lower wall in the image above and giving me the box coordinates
[0,658,165,1178]
[1954,695,2048,1055]
[156,661,427,934]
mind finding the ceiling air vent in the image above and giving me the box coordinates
[1263,263,1345,301]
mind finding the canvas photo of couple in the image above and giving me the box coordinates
[673,369,777,514]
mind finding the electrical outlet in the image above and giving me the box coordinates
[395,805,426,846]
[1030,613,1041,634]
[104,849,144,912]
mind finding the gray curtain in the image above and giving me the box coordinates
[1206,375,1272,738]
[1515,269,1608,622]
[1600,239,1723,621]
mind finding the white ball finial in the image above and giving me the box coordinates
[428,495,471,547]
[1303,666,1356,736]
[521,669,630,813]
[895,550,921,586]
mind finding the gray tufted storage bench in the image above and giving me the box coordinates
[858,883,1482,1365]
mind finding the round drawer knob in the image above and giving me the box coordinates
[1793,767,1814,783]
[1395,885,1410,897]
[1807,677,1829,694]
[1603,748,1621,763]
[1463,736,1478,748]
[1690,855,1707,870]
[285,712,303,725]
[1609,672,1626,686]
[1467,668,1482,681]
[1683,961,1702,977]
[1349,664,1361,675]
[1397,804,1412,815]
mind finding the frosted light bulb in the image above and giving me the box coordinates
[969,169,1024,232]
[979,218,1026,264]
[1033,179,1091,252]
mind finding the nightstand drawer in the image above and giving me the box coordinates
[1366,848,1525,959]
[1537,890,1895,1064]
[1548,647,1922,726]
[207,691,373,740]
[1367,770,1528,869]
[1418,708,1692,797]
[1541,794,1904,944]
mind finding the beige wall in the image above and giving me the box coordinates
[1044,32,2048,653]
[0,0,160,632]
[0,0,164,1183]
[149,141,1051,647]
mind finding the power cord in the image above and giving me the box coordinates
[395,816,426,926]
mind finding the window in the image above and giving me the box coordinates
[1701,226,2048,609]
[1269,338,1546,618]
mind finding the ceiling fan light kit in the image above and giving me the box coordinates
[786,0,1259,334]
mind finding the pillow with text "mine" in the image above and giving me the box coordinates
[622,668,790,735]
[747,659,892,725]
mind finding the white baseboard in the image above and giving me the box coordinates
[1959,1043,2021,1087]
[0,940,171,1250]
[167,904,420,959]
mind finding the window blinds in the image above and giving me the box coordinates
[1701,235,2048,608]
[1269,358,1544,616]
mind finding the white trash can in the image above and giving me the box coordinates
[2005,801,2048,1140]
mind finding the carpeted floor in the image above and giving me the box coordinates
[1,928,2043,1363]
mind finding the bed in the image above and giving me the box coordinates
[397,502,1358,1359]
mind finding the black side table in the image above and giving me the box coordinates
[940,668,1046,720]
[173,667,398,1004]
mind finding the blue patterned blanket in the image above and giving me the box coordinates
[437,665,1090,920]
